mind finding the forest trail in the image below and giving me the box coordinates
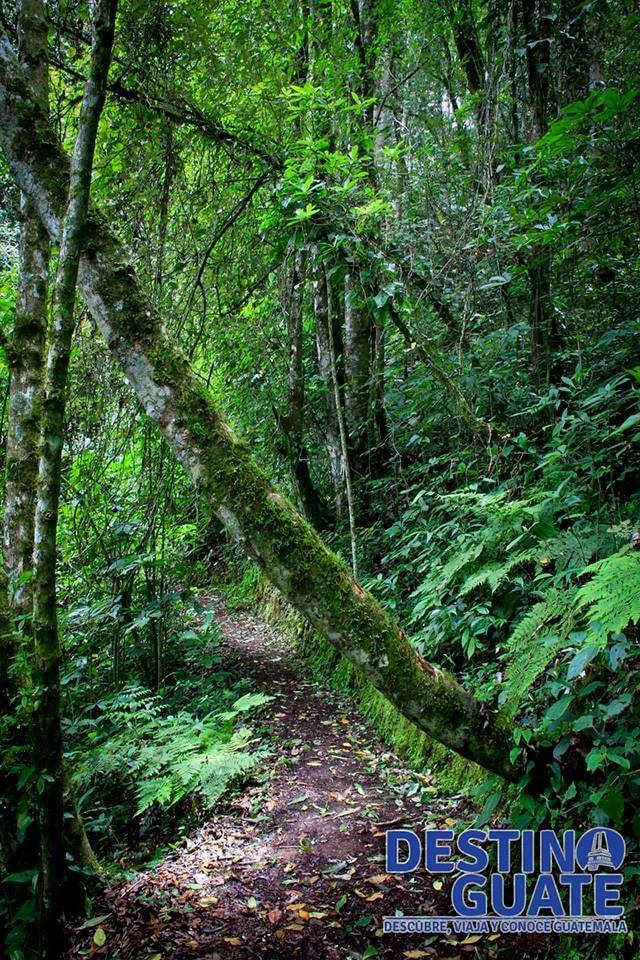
[67,598,545,960]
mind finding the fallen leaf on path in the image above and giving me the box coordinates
[355,889,384,902]
[93,928,106,947]
[267,907,283,924]
[78,914,110,930]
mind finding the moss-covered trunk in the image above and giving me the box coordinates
[28,1,117,951]
[0,40,523,782]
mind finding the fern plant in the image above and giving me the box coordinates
[576,549,640,633]
[500,588,578,715]
[500,546,640,716]
[72,684,270,824]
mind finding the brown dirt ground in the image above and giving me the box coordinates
[66,597,557,960]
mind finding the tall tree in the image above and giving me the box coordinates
[521,0,561,384]
[0,0,50,912]
[282,246,327,527]
[29,0,117,952]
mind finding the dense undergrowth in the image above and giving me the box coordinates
[217,317,640,845]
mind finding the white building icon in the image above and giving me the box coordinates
[586,831,614,871]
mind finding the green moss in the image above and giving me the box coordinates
[257,582,482,794]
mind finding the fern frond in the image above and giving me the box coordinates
[501,587,577,715]
[459,548,538,596]
[536,524,616,572]
[576,550,640,633]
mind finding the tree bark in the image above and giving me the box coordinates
[0,0,49,917]
[29,2,117,953]
[445,0,487,130]
[4,206,48,615]
[344,268,371,483]
[283,248,327,528]
[4,0,49,619]
[521,0,560,385]
[0,567,15,877]
[0,39,524,782]
[312,248,345,512]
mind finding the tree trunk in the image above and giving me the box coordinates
[0,568,16,876]
[521,0,560,385]
[4,206,48,613]
[445,0,487,130]
[4,0,49,621]
[343,268,371,484]
[0,0,49,925]
[312,248,345,513]
[283,248,327,528]
[29,2,117,953]
[0,40,526,782]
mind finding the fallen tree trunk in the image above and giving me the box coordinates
[0,38,524,782]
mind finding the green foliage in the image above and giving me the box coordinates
[71,683,270,846]
[500,588,577,715]
[576,550,640,634]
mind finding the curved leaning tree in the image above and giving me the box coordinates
[0,34,527,783]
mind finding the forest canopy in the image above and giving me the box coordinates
[0,0,639,957]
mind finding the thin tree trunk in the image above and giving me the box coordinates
[329,275,358,579]
[29,3,117,953]
[343,268,371,483]
[445,0,487,131]
[521,0,559,385]
[369,318,389,475]
[0,0,49,919]
[4,205,48,614]
[312,248,345,513]
[0,568,15,876]
[0,42,530,782]
[284,248,327,527]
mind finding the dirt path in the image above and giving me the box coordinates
[68,598,549,960]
